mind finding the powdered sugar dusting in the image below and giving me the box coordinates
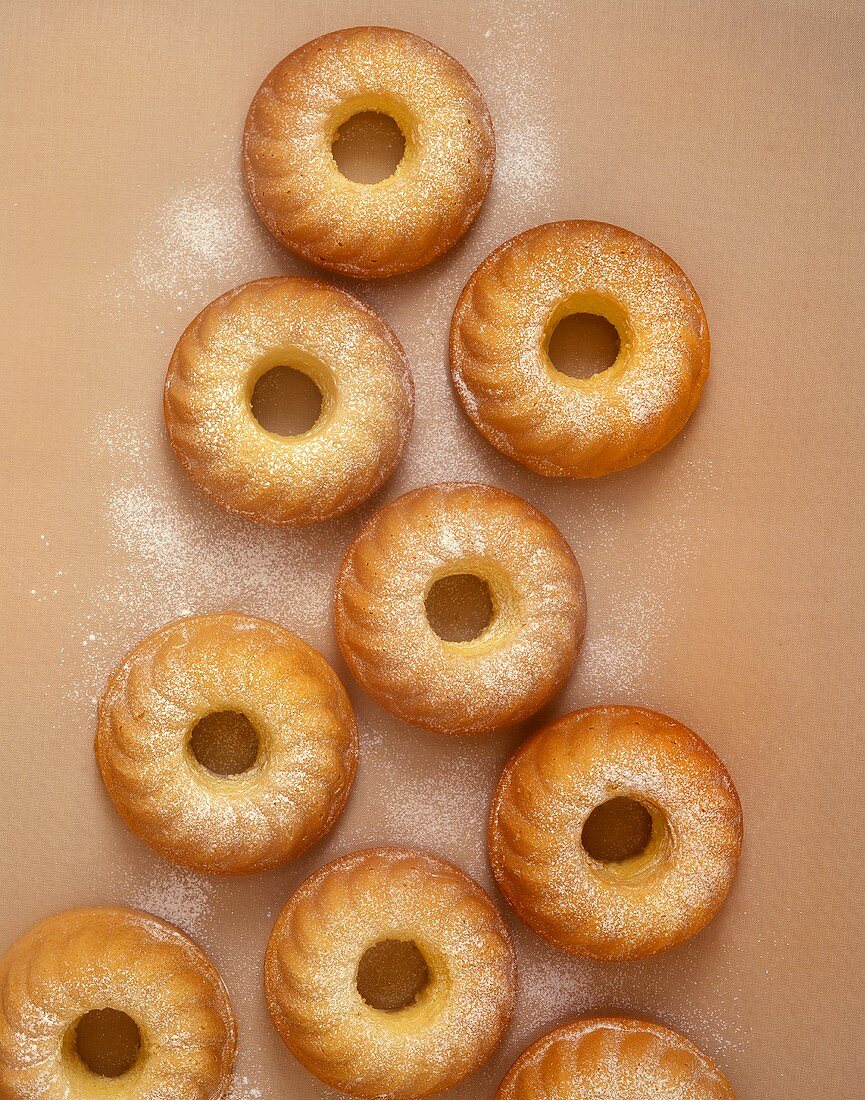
[227,1076,264,1100]
[71,408,345,711]
[581,589,661,693]
[512,930,749,1061]
[124,176,285,308]
[515,944,595,1039]
[571,456,715,697]
[493,109,557,211]
[122,864,214,939]
[370,732,497,879]
[480,0,560,216]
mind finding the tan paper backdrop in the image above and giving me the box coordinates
[2,1,864,1096]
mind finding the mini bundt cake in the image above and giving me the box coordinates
[164,276,413,525]
[265,847,516,1097]
[334,482,586,735]
[451,220,709,478]
[243,27,495,277]
[489,706,742,959]
[96,612,357,874]
[0,907,236,1099]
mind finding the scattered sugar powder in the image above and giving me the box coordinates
[129,176,285,304]
[512,932,750,1056]
[579,588,663,694]
[122,864,214,940]
[359,271,501,489]
[573,457,717,698]
[492,108,558,212]
[227,1077,264,1100]
[377,742,497,878]
[513,941,596,1039]
[478,0,560,218]
[99,138,287,324]
[73,409,345,706]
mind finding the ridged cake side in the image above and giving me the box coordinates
[96,613,358,873]
[243,27,495,277]
[450,221,709,478]
[0,907,235,1099]
[266,847,516,1098]
[497,1017,735,1099]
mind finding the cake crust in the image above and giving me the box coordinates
[489,706,743,959]
[243,27,495,278]
[96,612,358,875]
[451,220,710,478]
[334,482,587,736]
[265,846,516,1098]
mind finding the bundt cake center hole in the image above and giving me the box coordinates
[582,796,654,863]
[73,1009,141,1078]
[332,111,406,184]
[251,365,323,436]
[356,939,431,1011]
[548,313,621,379]
[425,573,494,642]
[189,710,260,776]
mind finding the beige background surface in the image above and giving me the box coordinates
[2,1,864,1096]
